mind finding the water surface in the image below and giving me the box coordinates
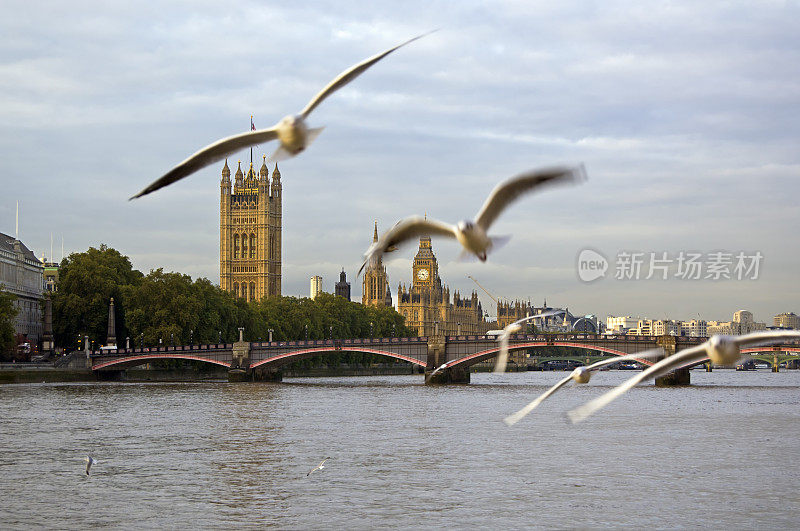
[1,370,798,528]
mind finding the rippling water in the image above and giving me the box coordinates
[1,370,799,529]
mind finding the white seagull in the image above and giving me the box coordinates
[567,330,800,424]
[307,457,332,476]
[492,310,565,374]
[84,455,95,476]
[425,363,449,382]
[358,165,586,276]
[131,31,436,199]
[503,348,664,426]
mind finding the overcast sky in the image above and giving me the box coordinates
[2,1,798,323]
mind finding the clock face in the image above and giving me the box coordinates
[417,268,429,281]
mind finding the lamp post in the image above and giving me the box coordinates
[329,326,333,340]
[370,322,374,339]
[268,329,273,342]
[126,336,130,349]
[189,329,193,346]
[140,333,144,349]
[218,331,222,344]
[392,323,396,337]
[304,324,309,341]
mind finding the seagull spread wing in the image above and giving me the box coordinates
[494,333,511,374]
[358,216,456,276]
[493,310,564,373]
[512,310,565,328]
[584,347,664,372]
[504,375,573,426]
[474,165,587,231]
[567,344,708,424]
[300,31,436,119]
[735,330,800,348]
[131,128,279,199]
[503,349,663,426]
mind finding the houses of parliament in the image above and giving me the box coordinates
[219,156,282,301]
[361,223,494,336]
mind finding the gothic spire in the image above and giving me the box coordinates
[373,221,378,242]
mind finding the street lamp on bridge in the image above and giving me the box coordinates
[370,322,374,339]
[189,330,193,346]
[329,326,333,340]
[268,329,273,342]
[304,324,309,341]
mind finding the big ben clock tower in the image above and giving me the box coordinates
[412,236,440,290]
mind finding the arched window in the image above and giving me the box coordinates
[233,234,239,259]
[233,282,239,298]
[250,282,256,301]
[241,235,248,260]
[250,234,256,258]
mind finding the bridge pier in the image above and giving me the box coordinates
[654,335,691,387]
[425,366,470,384]
[773,353,780,372]
[706,361,713,372]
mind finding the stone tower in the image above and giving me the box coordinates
[362,222,391,307]
[220,156,282,302]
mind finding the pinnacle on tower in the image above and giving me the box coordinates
[235,160,243,185]
[260,155,269,182]
[222,158,231,183]
[373,221,379,242]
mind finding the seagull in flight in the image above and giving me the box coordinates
[425,363,449,382]
[567,330,800,424]
[503,348,663,426]
[84,456,95,476]
[130,31,436,199]
[358,164,586,276]
[493,310,565,374]
[307,457,332,476]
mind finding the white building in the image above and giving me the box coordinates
[0,232,43,344]
[606,315,638,334]
[774,312,800,329]
[310,275,323,300]
[681,319,707,337]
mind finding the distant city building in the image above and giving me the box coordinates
[335,269,351,301]
[361,223,392,308]
[773,312,799,330]
[606,315,638,334]
[396,235,490,336]
[220,157,282,302]
[652,319,681,336]
[310,275,323,300]
[43,260,59,292]
[681,319,707,337]
[0,232,43,344]
[707,310,766,335]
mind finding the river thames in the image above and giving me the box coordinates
[1,370,799,529]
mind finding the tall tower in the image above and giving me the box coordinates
[220,156,282,301]
[362,222,391,307]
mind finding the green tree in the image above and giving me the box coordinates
[51,245,143,349]
[0,286,18,358]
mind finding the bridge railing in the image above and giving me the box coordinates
[90,344,233,357]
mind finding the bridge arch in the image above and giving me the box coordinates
[447,341,655,370]
[250,346,426,370]
[92,353,231,371]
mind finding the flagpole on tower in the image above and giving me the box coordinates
[250,115,255,168]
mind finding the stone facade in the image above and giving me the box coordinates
[362,223,392,308]
[773,312,800,329]
[396,236,490,337]
[0,232,43,343]
[220,157,281,301]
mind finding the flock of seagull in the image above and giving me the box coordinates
[117,30,799,478]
